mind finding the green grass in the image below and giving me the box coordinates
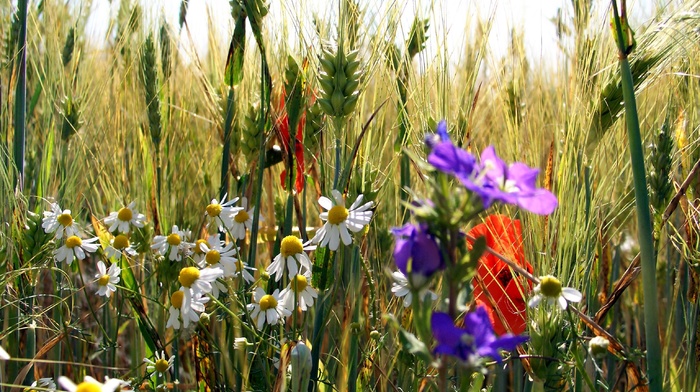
[2,0,700,391]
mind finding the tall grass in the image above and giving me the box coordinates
[2,0,700,391]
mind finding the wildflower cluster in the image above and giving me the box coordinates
[389,120,581,385]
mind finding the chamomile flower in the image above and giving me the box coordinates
[95,261,121,298]
[42,202,79,240]
[312,190,373,251]
[152,225,192,261]
[233,259,257,283]
[195,236,239,278]
[167,289,210,329]
[29,377,56,391]
[528,275,583,310]
[144,350,174,378]
[54,236,100,265]
[230,197,256,240]
[178,266,224,296]
[192,239,209,264]
[205,195,241,232]
[57,376,124,392]
[104,201,146,234]
[268,235,315,281]
[210,279,229,299]
[105,234,137,259]
[280,272,318,311]
[390,270,437,308]
[247,287,291,330]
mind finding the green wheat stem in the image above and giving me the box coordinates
[13,0,28,190]
[219,87,235,203]
[610,1,662,390]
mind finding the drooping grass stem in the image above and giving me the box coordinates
[610,1,662,390]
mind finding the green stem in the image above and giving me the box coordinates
[13,0,28,190]
[219,87,235,202]
[610,2,662,390]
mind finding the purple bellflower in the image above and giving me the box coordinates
[424,120,451,149]
[431,306,528,365]
[392,223,444,287]
[473,146,558,215]
[426,121,558,215]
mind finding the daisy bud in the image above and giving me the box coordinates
[588,336,610,358]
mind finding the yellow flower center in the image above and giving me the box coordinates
[280,235,303,258]
[98,274,111,286]
[291,274,308,293]
[117,207,133,222]
[205,250,221,265]
[194,239,207,255]
[236,260,245,272]
[113,234,129,250]
[539,275,563,298]
[154,358,170,373]
[171,290,184,309]
[167,233,182,246]
[75,381,102,392]
[206,203,222,217]
[259,294,277,311]
[57,213,73,226]
[234,210,249,223]
[66,235,82,248]
[327,205,349,225]
[178,267,200,287]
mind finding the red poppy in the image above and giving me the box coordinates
[275,90,306,193]
[468,214,533,335]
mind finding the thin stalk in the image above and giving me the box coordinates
[13,0,28,190]
[173,337,179,392]
[219,87,235,202]
[611,2,662,390]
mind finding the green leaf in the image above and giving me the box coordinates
[398,328,433,364]
[224,15,246,86]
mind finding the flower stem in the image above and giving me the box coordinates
[610,1,662,390]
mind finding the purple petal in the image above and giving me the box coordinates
[516,189,558,215]
[431,312,463,348]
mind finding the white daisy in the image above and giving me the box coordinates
[0,345,9,360]
[58,376,124,392]
[195,236,239,278]
[104,234,137,259]
[29,377,57,391]
[178,266,224,296]
[268,235,315,281]
[247,287,291,330]
[205,195,242,232]
[391,270,437,308]
[167,289,210,329]
[54,236,100,265]
[192,238,209,265]
[233,258,257,283]
[230,197,255,240]
[210,279,229,299]
[103,201,146,234]
[312,190,373,251]
[528,275,583,310]
[144,350,175,378]
[280,273,318,312]
[151,225,192,261]
[42,202,79,240]
[95,260,121,298]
